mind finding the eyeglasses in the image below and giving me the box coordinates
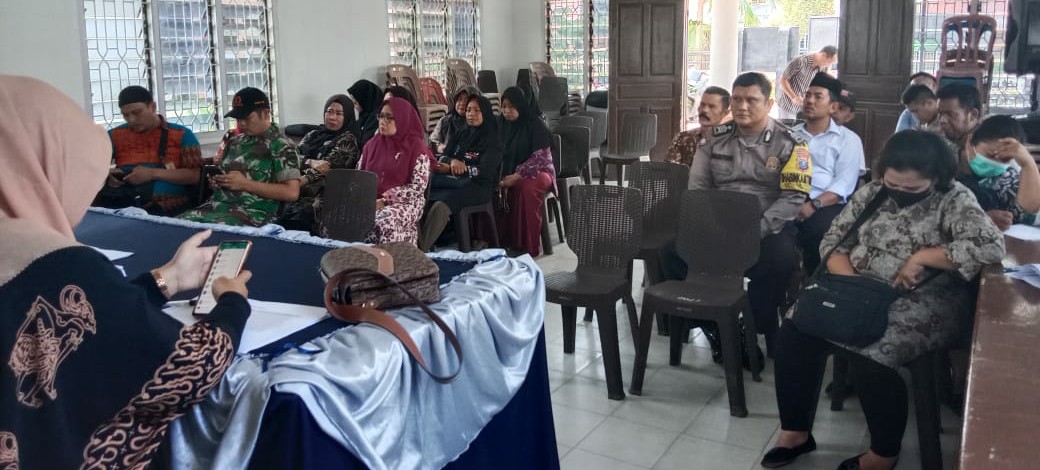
[325,108,345,116]
[377,113,395,122]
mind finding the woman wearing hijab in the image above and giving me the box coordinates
[280,94,362,233]
[497,86,557,256]
[0,76,252,468]
[431,85,482,154]
[418,95,502,251]
[384,85,421,116]
[356,97,431,244]
[348,79,384,148]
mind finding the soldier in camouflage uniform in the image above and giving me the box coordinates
[181,88,301,227]
[663,72,813,356]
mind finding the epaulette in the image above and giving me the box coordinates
[711,122,735,137]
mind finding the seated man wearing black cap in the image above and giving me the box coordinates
[180,87,302,227]
[834,87,857,126]
[94,85,203,215]
[790,73,866,275]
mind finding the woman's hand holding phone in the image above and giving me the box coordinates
[156,230,218,296]
[212,270,251,299]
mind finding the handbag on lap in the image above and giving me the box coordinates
[320,242,462,383]
[791,188,940,347]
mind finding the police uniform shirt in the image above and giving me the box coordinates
[689,118,812,236]
[790,119,865,201]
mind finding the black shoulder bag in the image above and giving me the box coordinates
[791,187,941,347]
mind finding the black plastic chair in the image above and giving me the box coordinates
[455,201,500,252]
[320,169,377,242]
[538,77,569,121]
[600,113,657,186]
[630,189,763,417]
[552,125,591,232]
[545,185,643,400]
[541,134,565,255]
[575,110,608,184]
[477,70,499,93]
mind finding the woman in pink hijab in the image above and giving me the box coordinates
[0,76,253,469]
[357,97,431,244]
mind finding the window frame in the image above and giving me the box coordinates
[545,0,608,96]
[387,0,482,84]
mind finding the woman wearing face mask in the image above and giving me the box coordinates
[762,130,1004,470]
[955,115,1040,230]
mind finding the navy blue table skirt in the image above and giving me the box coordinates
[75,211,559,469]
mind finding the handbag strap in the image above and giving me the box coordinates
[813,186,943,290]
[323,268,463,384]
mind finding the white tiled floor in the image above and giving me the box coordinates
[533,244,962,470]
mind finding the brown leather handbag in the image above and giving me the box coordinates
[320,242,462,383]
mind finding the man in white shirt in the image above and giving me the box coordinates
[790,74,866,274]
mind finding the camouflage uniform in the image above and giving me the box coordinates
[181,124,301,226]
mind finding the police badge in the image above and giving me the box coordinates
[766,156,780,171]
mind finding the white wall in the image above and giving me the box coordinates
[0,0,546,126]
[0,0,89,108]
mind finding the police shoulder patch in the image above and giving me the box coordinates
[712,123,735,137]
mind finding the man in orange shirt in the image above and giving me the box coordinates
[95,86,202,214]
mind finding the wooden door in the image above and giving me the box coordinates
[608,0,687,160]
[839,0,915,171]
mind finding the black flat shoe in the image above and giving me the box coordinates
[836,453,899,470]
[760,434,816,468]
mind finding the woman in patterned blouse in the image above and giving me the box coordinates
[763,130,1004,470]
[0,76,252,469]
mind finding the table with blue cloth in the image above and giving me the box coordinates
[74,208,559,470]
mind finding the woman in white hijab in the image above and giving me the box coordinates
[0,75,252,469]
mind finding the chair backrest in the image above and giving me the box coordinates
[477,70,499,93]
[940,14,997,67]
[386,65,426,106]
[553,125,591,178]
[575,110,608,147]
[556,115,593,130]
[677,189,760,279]
[627,162,688,236]
[538,76,569,114]
[445,58,478,97]
[529,61,557,84]
[516,68,539,99]
[568,185,643,274]
[321,169,378,242]
[550,133,562,177]
[620,113,658,158]
[419,77,448,107]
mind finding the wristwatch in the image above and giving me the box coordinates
[810,198,824,210]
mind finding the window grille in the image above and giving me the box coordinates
[82,0,276,134]
[546,0,608,95]
[387,0,481,84]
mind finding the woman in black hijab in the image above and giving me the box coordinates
[347,79,384,147]
[431,85,482,154]
[279,94,361,233]
[417,95,502,251]
[496,86,556,256]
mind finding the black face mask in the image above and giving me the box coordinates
[886,186,933,208]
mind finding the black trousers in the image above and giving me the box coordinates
[795,204,845,275]
[774,320,908,458]
[659,223,800,343]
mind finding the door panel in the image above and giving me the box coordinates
[609,0,687,161]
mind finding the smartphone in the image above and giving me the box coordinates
[203,164,226,178]
[193,240,252,316]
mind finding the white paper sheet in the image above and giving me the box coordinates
[1004,264,1040,290]
[88,245,134,261]
[163,299,330,353]
[1004,224,1040,242]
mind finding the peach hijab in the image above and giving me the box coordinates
[0,76,111,285]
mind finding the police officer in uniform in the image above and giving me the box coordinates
[662,72,812,357]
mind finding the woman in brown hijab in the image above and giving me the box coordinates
[0,76,253,469]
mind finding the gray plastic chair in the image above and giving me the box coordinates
[600,113,657,186]
[538,76,569,118]
[545,185,643,400]
[576,110,608,183]
[630,189,763,417]
[320,169,377,242]
[541,133,565,255]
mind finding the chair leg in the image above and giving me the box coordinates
[540,210,553,256]
[718,312,749,418]
[485,208,501,248]
[583,308,594,322]
[598,159,608,185]
[614,163,624,187]
[623,294,639,349]
[561,305,577,354]
[740,300,762,382]
[668,315,683,366]
[629,299,657,396]
[456,211,472,252]
[594,303,626,400]
[912,352,943,470]
[830,353,850,411]
[551,198,565,242]
[656,313,671,336]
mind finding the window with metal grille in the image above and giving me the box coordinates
[912,0,1031,112]
[546,0,608,95]
[386,0,481,85]
[83,0,277,135]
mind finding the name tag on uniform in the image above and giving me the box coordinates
[779,143,812,194]
[711,154,733,162]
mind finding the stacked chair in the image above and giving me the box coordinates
[386,64,448,135]
[629,189,764,418]
[446,58,501,115]
[418,77,449,107]
[936,13,997,109]
[538,77,570,126]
